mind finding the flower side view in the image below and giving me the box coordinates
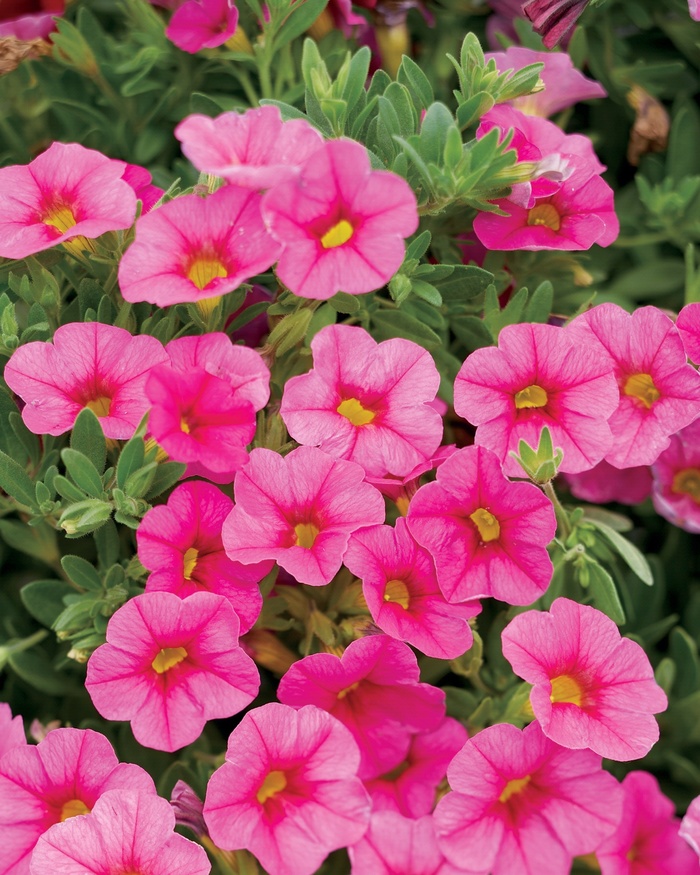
[166,0,238,53]
[651,418,700,533]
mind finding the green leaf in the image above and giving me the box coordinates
[116,435,146,490]
[668,101,700,184]
[21,580,75,628]
[405,230,432,261]
[145,462,188,500]
[417,102,454,164]
[397,56,434,111]
[372,310,442,350]
[61,555,103,592]
[434,264,493,300]
[327,292,360,314]
[587,520,654,586]
[524,281,553,323]
[70,408,106,475]
[0,448,36,508]
[61,448,105,499]
[0,519,58,565]
[669,627,700,698]
[410,279,443,306]
[274,0,329,49]
[586,560,626,624]
[9,650,80,696]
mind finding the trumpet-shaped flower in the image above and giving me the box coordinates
[176,106,324,189]
[280,324,442,478]
[166,0,238,53]
[501,598,668,761]
[0,728,155,875]
[31,790,211,875]
[454,321,620,477]
[261,138,419,298]
[85,591,259,752]
[0,704,25,761]
[563,460,652,506]
[222,446,385,586]
[4,322,169,438]
[203,703,371,875]
[651,419,700,533]
[523,0,591,48]
[277,636,445,779]
[434,721,623,875]
[118,185,281,308]
[407,445,556,604]
[137,481,270,634]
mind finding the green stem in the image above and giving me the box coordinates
[6,629,49,656]
[613,232,670,248]
[235,69,261,107]
[543,481,572,540]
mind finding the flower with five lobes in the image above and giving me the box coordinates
[280,324,443,478]
[4,322,169,439]
[166,0,238,54]
[454,321,620,477]
[651,419,700,534]
[203,703,371,875]
[85,591,259,752]
[222,446,385,586]
[261,138,419,298]
[0,142,138,260]
[501,598,668,761]
[406,445,556,605]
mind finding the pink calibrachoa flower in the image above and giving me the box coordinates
[690,0,700,22]
[434,721,623,875]
[651,419,700,533]
[137,481,271,634]
[454,321,620,477]
[677,302,700,364]
[368,445,458,516]
[681,797,700,858]
[280,324,442,478]
[176,106,324,190]
[564,459,653,506]
[406,445,556,605]
[261,138,419,299]
[120,162,164,212]
[277,636,445,779]
[222,446,385,586]
[595,772,700,875]
[117,185,282,308]
[30,790,211,875]
[166,0,238,53]
[344,519,479,659]
[4,322,169,438]
[0,142,137,260]
[0,727,155,875]
[0,703,25,761]
[501,598,668,761]
[85,591,259,752]
[568,303,700,468]
[203,703,371,875]
[523,0,591,48]
[0,0,64,39]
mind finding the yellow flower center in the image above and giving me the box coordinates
[550,674,585,707]
[526,203,561,231]
[337,397,375,426]
[672,468,700,504]
[183,547,199,580]
[85,396,112,418]
[514,384,548,409]
[623,373,660,409]
[256,770,287,805]
[469,507,501,543]
[383,578,410,610]
[59,798,90,822]
[576,853,601,871]
[186,255,228,291]
[144,437,169,463]
[43,203,78,234]
[499,775,532,804]
[151,646,188,674]
[180,417,191,434]
[395,495,410,517]
[295,522,320,549]
[321,219,354,249]
[337,681,360,700]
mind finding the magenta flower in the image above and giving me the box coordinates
[137,481,270,633]
[454,322,620,477]
[596,772,699,875]
[564,460,652,506]
[367,445,458,516]
[522,0,591,48]
[277,636,445,779]
[118,186,282,308]
[280,324,442,477]
[176,106,324,190]
[4,322,169,438]
[434,721,623,875]
[677,302,700,364]
[568,303,700,468]
[261,138,419,299]
[502,598,668,761]
[0,142,137,260]
[0,703,25,762]
[407,445,556,605]
[166,0,238,53]
[31,790,210,875]
[120,162,164,212]
[681,797,700,858]
[0,0,64,39]
[651,419,700,533]
[222,446,385,586]
[85,591,259,752]
[690,0,700,21]
[0,727,155,875]
[203,703,371,875]
[344,519,479,659]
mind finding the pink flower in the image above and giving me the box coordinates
[568,304,700,468]
[596,772,700,875]
[176,106,324,190]
[690,0,700,21]
[280,324,442,477]
[85,591,259,752]
[407,445,556,605]
[434,721,623,875]
[120,163,164,212]
[681,797,700,858]
[0,142,137,260]
[4,322,169,439]
[222,446,385,586]
[166,0,238,53]
[203,703,371,875]
[454,322,620,477]
[31,790,210,875]
[0,0,64,39]
[137,481,270,633]
[367,445,458,515]
[343,519,479,659]
[0,727,155,875]
[522,0,591,48]
[0,703,25,762]
[118,186,282,308]
[261,138,419,299]
[563,460,652,506]
[501,598,668,761]
[651,419,700,533]
[277,636,445,779]
[677,302,700,364]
